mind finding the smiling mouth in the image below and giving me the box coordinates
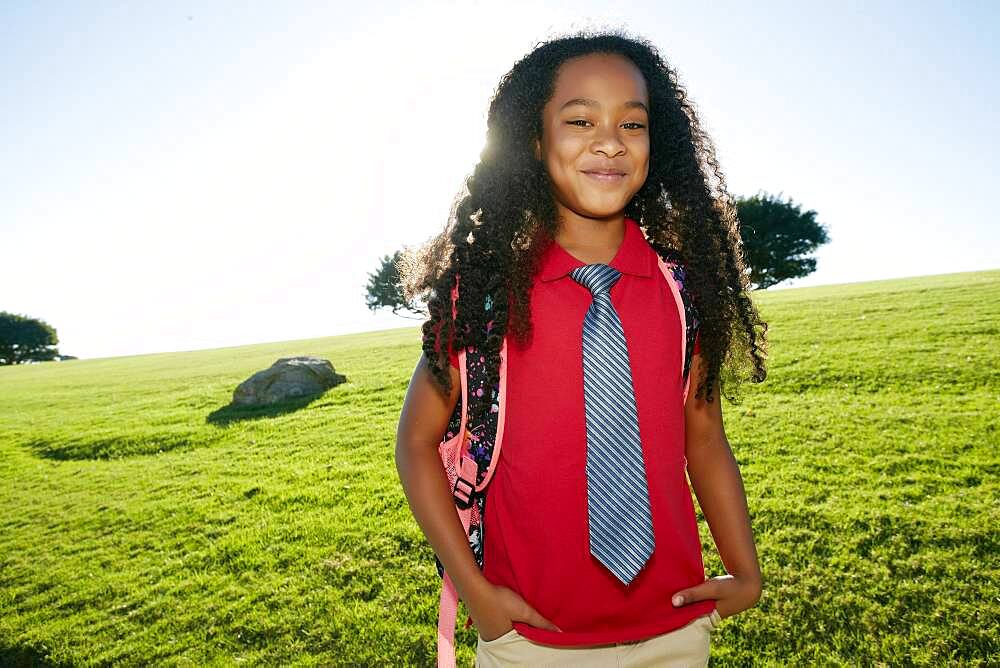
[582,171,627,182]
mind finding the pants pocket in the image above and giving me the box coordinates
[707,608,722,630]
[478,628,518,645]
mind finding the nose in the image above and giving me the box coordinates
[591,125,626,157]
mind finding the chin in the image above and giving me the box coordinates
[576,197,632,217]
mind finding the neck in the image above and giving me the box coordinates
[553,211,627,266]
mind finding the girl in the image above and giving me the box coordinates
[396,28,768,667]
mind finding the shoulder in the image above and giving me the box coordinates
[646,242,694,287]
[646,241,701,330]
[647,241,683,265]
[644,238,684,269]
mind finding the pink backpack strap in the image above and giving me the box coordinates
[437,271,472,668]
[442,269,509,495]
[437,487,473,667]
[436,272,510,667]
[473,335,508,491]
[656,255,692,403]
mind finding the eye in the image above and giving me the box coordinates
[566,119,646,129]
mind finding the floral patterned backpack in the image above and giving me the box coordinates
[432,245,700,668]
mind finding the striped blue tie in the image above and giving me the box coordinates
[570,263,654,586]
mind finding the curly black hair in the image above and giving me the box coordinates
[398,26,768,408]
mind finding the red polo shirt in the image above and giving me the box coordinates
[436,217,712,646]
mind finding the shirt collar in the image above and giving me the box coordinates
[538,216,654,282]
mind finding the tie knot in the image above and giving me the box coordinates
[570,264,621,295]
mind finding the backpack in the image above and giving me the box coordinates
[432,245,700,667]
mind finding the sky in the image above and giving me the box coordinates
[2,0,997,361]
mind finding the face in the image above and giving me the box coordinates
[535,52,650,223]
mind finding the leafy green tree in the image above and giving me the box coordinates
[735,191,830,289]
[365,251,427,319]
[0,312,63,365]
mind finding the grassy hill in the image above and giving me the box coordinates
[1,269,997,666]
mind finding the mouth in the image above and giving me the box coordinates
[581,170,627,183]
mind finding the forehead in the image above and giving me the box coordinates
[548,53,648,108]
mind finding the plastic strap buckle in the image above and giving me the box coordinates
[452,455,478,509]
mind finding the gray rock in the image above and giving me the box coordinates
[232,356,347,406]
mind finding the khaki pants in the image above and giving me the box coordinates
[475,609,722,667]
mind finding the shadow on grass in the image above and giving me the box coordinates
[23,433,197,461]
[0,642,69,667]
[23,394,329,460]
[205,393,325,427]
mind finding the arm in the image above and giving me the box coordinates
[671,352,763,617]
[395,353,559,638]
[395,354,494,613]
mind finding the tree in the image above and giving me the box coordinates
[735,191,830,289]
[0,312,63,365]
[365,251,428,319]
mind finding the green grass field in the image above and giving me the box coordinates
[2,269,998,666]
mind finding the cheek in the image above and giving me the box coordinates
[634,137,651,162]
[634,142,651,180]
[544,139,581,182]
[548,135,582,166]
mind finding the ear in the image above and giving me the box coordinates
[534,138,541,161]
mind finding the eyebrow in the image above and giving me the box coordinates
[559,97,649,113]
